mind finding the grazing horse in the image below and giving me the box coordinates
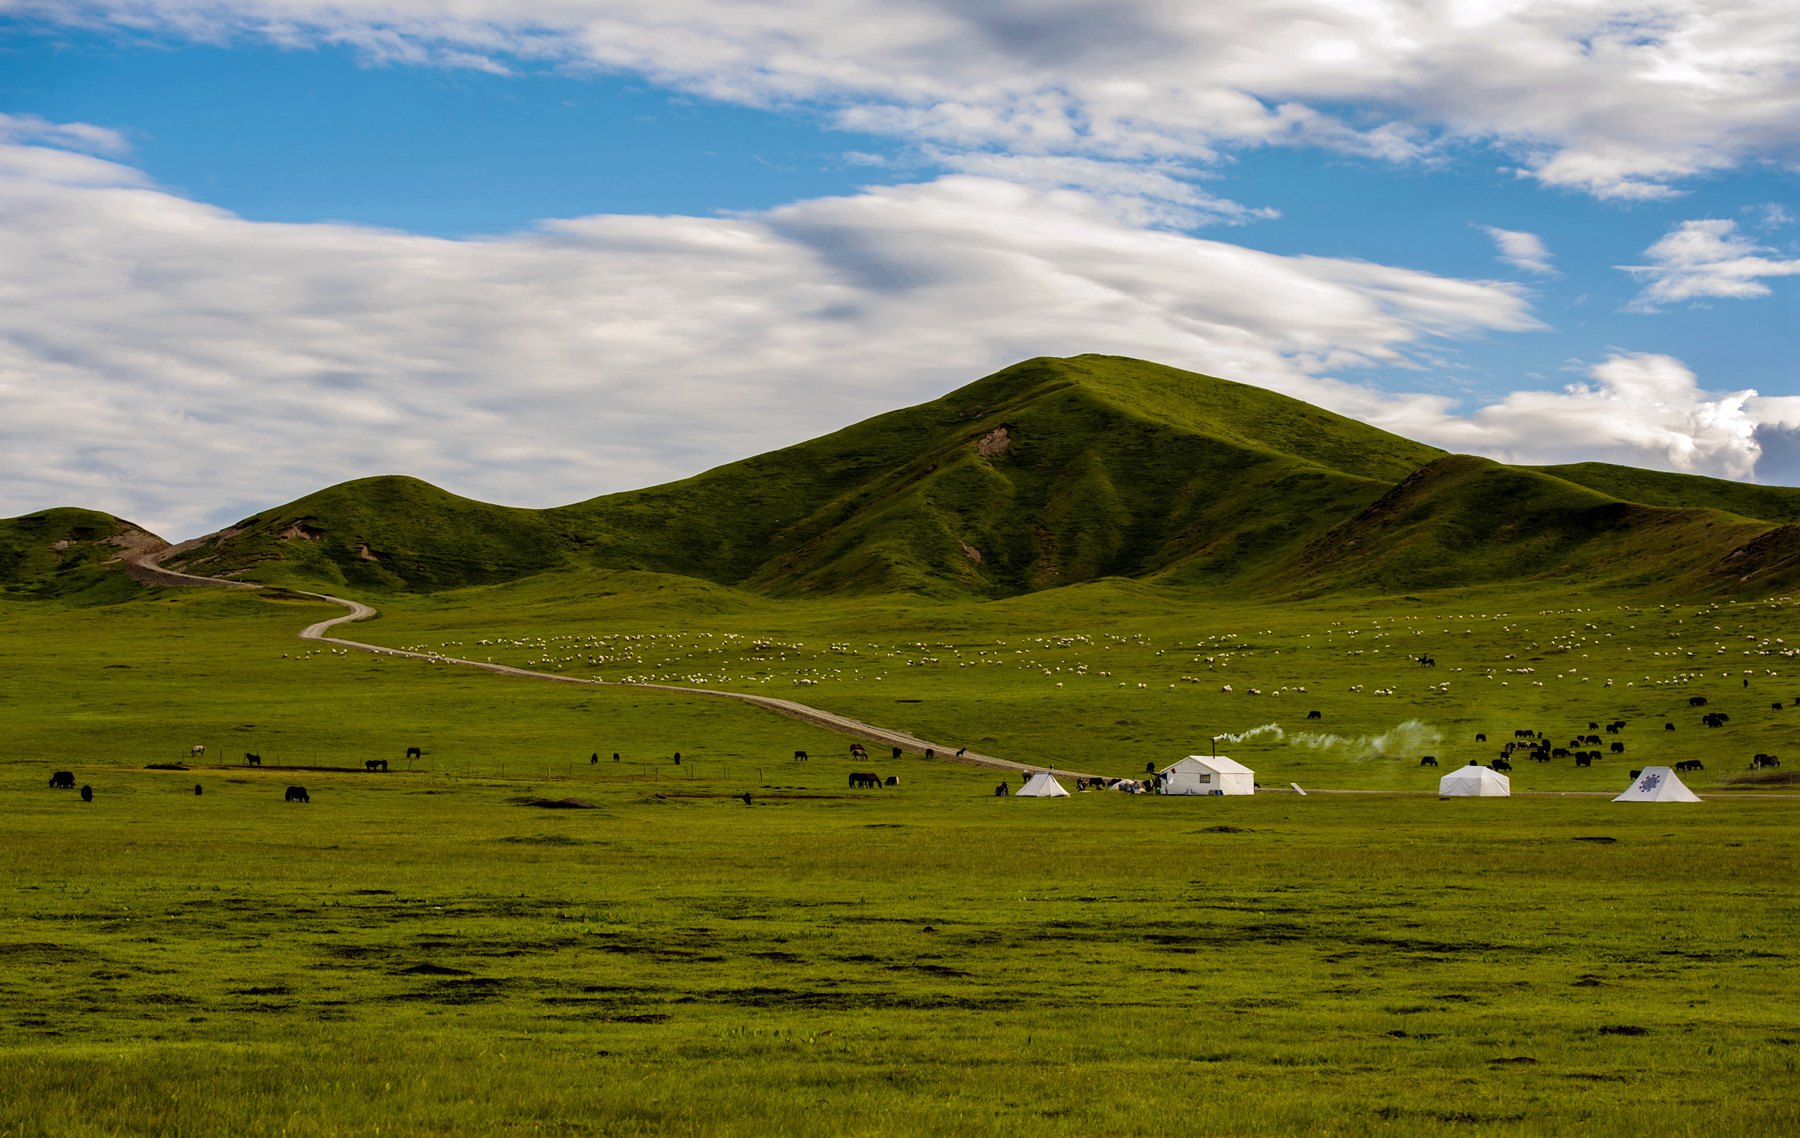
[848,771,881,789]
[284,786,310,803]
[955,747,967,758]
[1418,756,1438,767]
[849,743,868,759]
[245,752,261,766]
[49,770,76,789]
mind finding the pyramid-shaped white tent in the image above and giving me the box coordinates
[1613,766,1702,803]
[1015,771,1069,797]
[1439,763,1510,797]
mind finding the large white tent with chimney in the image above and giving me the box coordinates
[1613,766,1702,802]
[1160,755,1255,795]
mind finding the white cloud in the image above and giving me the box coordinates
[1386,352,1765,481]
[1480,225,1556,277]
[14,1,1800,199]
[0,136,1541,537]
[1620,219,1800,310]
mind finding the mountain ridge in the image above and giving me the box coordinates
[11,355,1800,601]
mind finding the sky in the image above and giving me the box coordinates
[1,1,1797,540]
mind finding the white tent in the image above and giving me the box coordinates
[1439,763,1511,797]
[1613,766,1702,803]
[1015,771,1069,797]
[1160,755,1256,795]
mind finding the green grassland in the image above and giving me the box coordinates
[4,577,1800,1136]
[7,353,1800,1135]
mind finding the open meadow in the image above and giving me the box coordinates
[3,578,1799,1136]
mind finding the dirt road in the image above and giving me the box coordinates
[129,545,1094,780]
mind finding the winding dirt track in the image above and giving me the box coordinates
[128,544,1093,781]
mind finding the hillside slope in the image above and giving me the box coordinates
[0,508,161,602]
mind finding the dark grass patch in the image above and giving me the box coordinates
[1572,835,1618,843]
[495,833,590,844]
[395,963,472,976]
[704,986,1016,1012]
[0,942,93,963]
[1599,1024,1650,1036]
[515,797,598,809]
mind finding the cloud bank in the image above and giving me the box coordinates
[20,1,1800,200]
[3,131,1793,539]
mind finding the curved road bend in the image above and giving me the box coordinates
[127,545,1094,780]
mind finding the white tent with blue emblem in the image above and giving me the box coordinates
[1613,766,1701,802]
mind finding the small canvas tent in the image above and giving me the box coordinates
[1613,766,1702,803]
[1161,755,1255,796]
[1015,771,1069,797]
[1439,763,1510,797]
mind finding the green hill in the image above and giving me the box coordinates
[150,354,1800,601]
[0,508,160,602]
[164,476,572,590]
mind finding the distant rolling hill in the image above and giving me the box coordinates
[0,508,162,602]
[15,354,1800,601]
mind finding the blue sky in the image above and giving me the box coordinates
[1,2,1796,537]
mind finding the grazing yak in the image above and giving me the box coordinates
[49,770,76,789]
[993,782,1010,796]
[190,745,206,758]
[1492,758,1513,773]
[1752,754,1782,770]
[79,785,93,802]
[884,775,899,787]
[364,759,388,772]
[849,744,868,759]
[284,786,310,803]
[1307,710,1322,720]
[1419,755,1438,767]
[891,746,903,760]
[793,750,808,761]
[405,746,422,760]
[1675,760,1704,773]
[1689,696,1709,707]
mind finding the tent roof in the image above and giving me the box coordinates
[1439,765,1510,795]
[1168,755,1254,776]
[1016,771,1069,797]
[1613,766,1702,803]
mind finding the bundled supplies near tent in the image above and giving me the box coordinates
[1160,755,1255,795]
[1015,771,1069,797]
[1613,766,1701,803]
[1439,762,1510,797]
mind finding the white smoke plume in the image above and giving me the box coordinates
[1288,720,1442,761]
